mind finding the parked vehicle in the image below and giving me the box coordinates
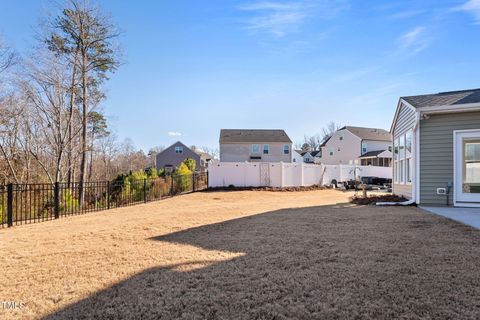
[334,177,392,191]
[361,176,391,186]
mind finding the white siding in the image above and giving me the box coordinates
[292,151,303,163]
[362,140,391,153]
[319,129,362,165]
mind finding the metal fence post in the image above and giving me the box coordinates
[143,179,147,203]
[54,182,60,219]
[192,173,196,192]
[7,184,13,227]
[107,181,111,210]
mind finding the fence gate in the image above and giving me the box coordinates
[259,163,270,186]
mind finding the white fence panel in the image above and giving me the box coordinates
[357,165,392,179]
[209,162,259,187]
[321,164,392,185]
[321,165,340,185]
[269,163,282,187]
[303,164,323,186]
[208,162,392,188]
[282,163,302,187]
[245,163,261,186]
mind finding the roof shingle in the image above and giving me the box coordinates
[342,126,391,142]
[402,88,480,108]
[219,129,292,143]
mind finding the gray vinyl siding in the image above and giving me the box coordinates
[392,102,416,199]
[156,142,202,171]
[393,103,416,138]
[419,111,480,205]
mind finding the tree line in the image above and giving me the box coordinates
[294,122,342,152]
[0,1,161,203]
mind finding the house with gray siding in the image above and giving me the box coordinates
[219,129,293,163]
[155,141,207,172]
[391,88,480,207]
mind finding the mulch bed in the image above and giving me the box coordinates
[350,194,410,205]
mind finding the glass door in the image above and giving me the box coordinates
[455,130,480,206]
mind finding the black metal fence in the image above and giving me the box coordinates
[0,172,208,228]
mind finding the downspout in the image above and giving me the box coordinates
[376,199,416,206]
[377,110,421,206]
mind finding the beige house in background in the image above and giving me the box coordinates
[219,129,293,163]
[319,126,392,166]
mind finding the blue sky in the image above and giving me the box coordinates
[1,0,480,151]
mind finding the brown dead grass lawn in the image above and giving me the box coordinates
[1,190,480,319]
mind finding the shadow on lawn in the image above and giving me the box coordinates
[45,203,480,320]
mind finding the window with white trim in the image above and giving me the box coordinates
[394,130,413,184]
[405,131,412,183]
[394,138,400,183]
[283,144,290,154]
[361,141,368,154]
[263,144,269,154]
[399,134,405,183]
[252,144,260,153]
[175,146,183,154]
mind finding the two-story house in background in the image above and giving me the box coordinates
[219,129,292,162]
[319,126,392,166]
[155,141,211,172]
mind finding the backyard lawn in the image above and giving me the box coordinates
[1,189,480,319]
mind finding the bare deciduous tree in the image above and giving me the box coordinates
[0,39,16,74]
[321,122,342,143]
[295,122,342,152]
[46,0,121,204]
[21,52,77,183]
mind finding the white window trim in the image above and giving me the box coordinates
[175,146,183,154]
[283,144,290,154]
[453,128,480,207]
[252,144,260,154]
[263,144,269,154]
[394,130,412,185]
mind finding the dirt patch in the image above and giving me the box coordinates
[1,190,479,319]
[350,194,409,205]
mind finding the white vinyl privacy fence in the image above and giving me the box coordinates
[208,162,392,188]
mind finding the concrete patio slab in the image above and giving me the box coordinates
[421,206,480,229]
